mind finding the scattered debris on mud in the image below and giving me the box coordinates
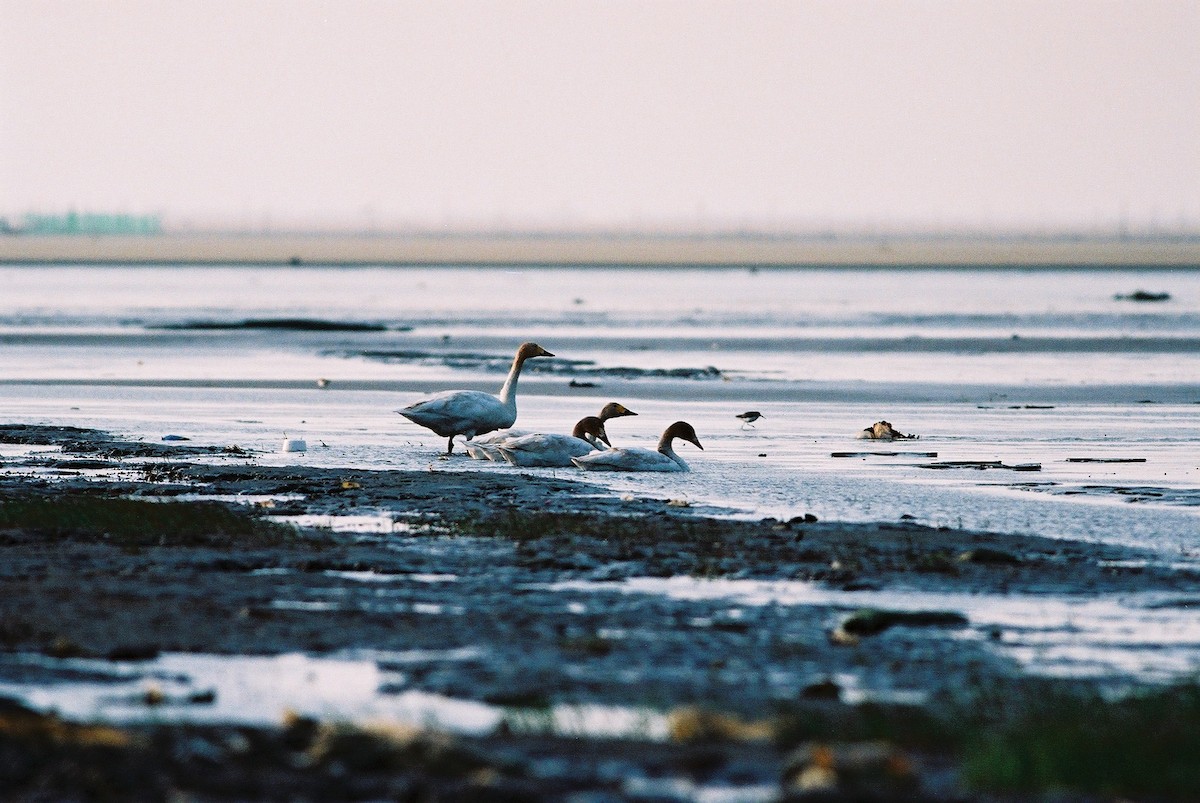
[3,423,1200,800]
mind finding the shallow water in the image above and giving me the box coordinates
[2,263,1200,708]
[548,576,1200,683]
[0,650,672,739]
[4,264,1200,387]
[2,264,1198,541]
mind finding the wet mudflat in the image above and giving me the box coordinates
[3,424,1200,800]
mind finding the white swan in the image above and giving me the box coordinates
[571,421,703,473]
[465,400,638,461]
[397,342,554,454]
[496,416,610,467]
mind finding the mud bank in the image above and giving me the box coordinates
[3,423,1200,800]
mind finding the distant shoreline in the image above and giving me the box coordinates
[3,232,1200,268]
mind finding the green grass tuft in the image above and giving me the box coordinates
[774,681,1200,798]
[963,683,1200,797]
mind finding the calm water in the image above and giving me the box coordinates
[2,264,1198,550]
[3,263,1200,722]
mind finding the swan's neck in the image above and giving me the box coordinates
[572,418,606,449]
[657,437,688,470]
[497,353,527,408]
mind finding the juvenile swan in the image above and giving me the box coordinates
[571,421,703,473]
[496,416,610,467]
[397,342,554,454]
[465,400,637,461]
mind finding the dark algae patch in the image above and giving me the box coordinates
[0,496,292,548]
[353,347,725,380]
[153,317,391,331]
[1114,289,1171,302]
[0,423,249,459]
[0,423,108,446]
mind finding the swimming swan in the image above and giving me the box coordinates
[465,400,637,460]
[397,341,554,454]
[571,421,703,472]
[496,416,610,467]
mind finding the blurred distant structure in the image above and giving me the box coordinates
[11,211,161,236]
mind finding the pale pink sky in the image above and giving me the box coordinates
[2,1,1198,232]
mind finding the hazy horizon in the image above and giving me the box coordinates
[3,2,1198,235]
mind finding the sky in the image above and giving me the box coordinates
[2,1,1199,234]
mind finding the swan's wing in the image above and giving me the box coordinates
[465,440,508,460]
[399,390,513,435]
[471,428,530,445]
[572,447,674,471]
[496,432,550,449]
[505,433,595,456]
[499,433,598,466]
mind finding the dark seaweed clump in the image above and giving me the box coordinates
[838,608,969,636]
[1114,290,1171,302]
[0,496,292,548]
[449,509,784,577]
[0,424,107,447]
[353,349,724,380]
[154,318,391,331]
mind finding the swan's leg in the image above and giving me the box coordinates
[445,436,455,455]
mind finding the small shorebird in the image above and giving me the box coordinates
[396,342,554,454]
[736,411,763,429]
